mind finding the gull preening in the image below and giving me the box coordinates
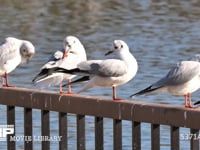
[130,60,200,108]
[50,40,138,100]
[0,37,35,87]
[32,36,87,94]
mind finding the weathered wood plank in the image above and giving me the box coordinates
[151,124,160,150]
[24,108,33,150]
[113,119,122,150]
[170,126,179,150]
[77,115,85,150]
[59,112,67,150]
[132,121,141,150]
[0,88,200,129]
[7,106,15,150]
[95,117,104,150]
[190,129,199,150]
[41,110,50,150]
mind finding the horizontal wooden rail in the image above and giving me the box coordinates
[0,87,200,129]
[1,87,200,150]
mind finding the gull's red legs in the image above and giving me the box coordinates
[59,79,75,94]
[184,93,196,108]
[112,86,122,100]
[1,73,15,87]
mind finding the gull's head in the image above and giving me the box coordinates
[20,40,35,63]
[188,54,200,62]
[5,37,19,43]
[105,40,129,56]
[63,36,85,58]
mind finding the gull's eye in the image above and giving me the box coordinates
[69,51,75,54]
[65,42,69,46]
[114,46,118,49]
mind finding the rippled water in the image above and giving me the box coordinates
[0,0,200,149]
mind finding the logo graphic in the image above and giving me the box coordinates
[0,125,14,141]
[0,124,62,142]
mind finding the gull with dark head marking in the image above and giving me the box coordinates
[188,54,200,62]
[32,36,87,94]
[130,59,200,108]
[0,37,35,87]
[51,40,138,100]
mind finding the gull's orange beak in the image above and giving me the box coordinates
[63,50,69,58]
[63,44,71,58]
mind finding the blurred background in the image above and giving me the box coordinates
[0,0,200,149]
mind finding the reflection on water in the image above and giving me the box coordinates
[0,0,200,149]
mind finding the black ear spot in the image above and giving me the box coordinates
[121,45,123,48]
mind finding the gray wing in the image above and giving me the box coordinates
[47,50,63,63]
[33,50,64,83]
[78,59,128,77]
[153,61,200,87]
[0,38,20,65]
[41,50,64,69]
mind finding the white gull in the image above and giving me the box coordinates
[32,36,87,94]
[0,37,35,87]
[130,59,200,108]
[52,40,138,100]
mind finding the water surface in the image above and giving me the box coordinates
[0,0,200,149]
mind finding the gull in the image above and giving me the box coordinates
[130,60,200,108]
[188,54,200,62]
[49,40,138,100]
[187,54,200,106]
[32,36,87,94]
[0,37,35,87]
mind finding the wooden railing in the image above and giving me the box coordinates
[0,87,200,150]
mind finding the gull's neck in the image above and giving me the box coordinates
[119,50,138,74]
